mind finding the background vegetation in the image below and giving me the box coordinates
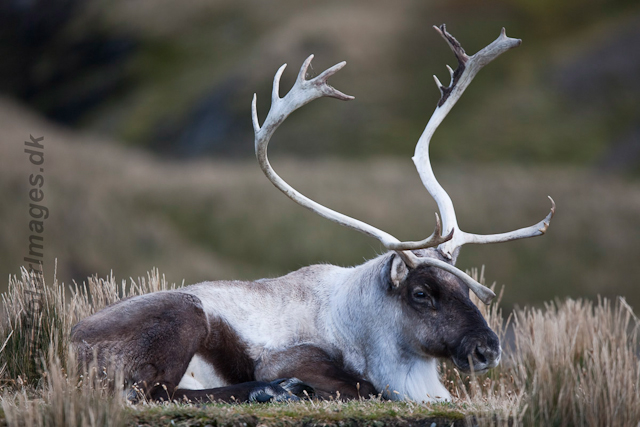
[1,2,639,307]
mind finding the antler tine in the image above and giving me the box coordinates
[295,54,314,84]
[314,62,354,100]
[433,24,470,66]
[386,213,453,251]
[445,64,455,83]
[272,63,287,104]
[253,56,452,255]
[462,197,556,245]
[432,75,445,97]
[251,94,260,133]
[411,25,554,260]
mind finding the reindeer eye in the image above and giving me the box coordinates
[411,288,436,308]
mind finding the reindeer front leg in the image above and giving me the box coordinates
[171,378,313,403]
[256,345,377,400]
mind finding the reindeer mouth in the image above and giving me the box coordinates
[449,333,502,374]
[451,346,501,374]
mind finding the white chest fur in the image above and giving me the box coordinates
[176,354,227,390]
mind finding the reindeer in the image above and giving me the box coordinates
[71,25,555,403]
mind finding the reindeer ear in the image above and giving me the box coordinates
[450,247,461,265]
[390,253,409,288]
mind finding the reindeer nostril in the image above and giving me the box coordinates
[474,346,487,365]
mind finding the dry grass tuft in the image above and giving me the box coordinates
[443,268,640,426]
[510,297,640,426]
[0,268,638,426]
[1,351,127,427]
[0,268,177,426]
[0,267,176,385]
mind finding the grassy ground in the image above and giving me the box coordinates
[127,400,467,427]
[0,268,638,426]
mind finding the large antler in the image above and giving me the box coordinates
[252,55,453,252]
[252,54,496,304]
[413,25,556,260]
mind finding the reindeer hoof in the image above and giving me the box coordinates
[248,378,315,402]
[274,377,315,399]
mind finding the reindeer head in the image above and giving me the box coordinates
[252,24,554,373]
[388,250,500,373]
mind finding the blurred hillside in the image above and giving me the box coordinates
[1,97,640,310]
[1,0,639,168]
[1,0,640,310]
